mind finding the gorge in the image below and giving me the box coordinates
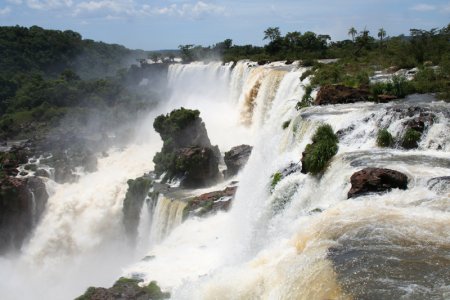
[1,60,449,300]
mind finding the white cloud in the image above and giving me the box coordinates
[6,0,23,5]
[410,3,436,12]
[0,6,12,15]
[26,0,73,10]
[73,0,225,19]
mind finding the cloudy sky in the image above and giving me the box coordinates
[0,0,449,50]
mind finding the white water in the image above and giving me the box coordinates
[2,61,449,299]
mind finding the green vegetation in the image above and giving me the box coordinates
[271,172,282,190]
[402,128,422,149]
[282,120,291,129]
[376,129,394,147]
[302,124,339,175]
[76,277,170,300]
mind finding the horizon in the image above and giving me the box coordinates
[1,0,450,51]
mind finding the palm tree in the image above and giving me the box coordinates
[348,27,357,41]
[378,28,386,42]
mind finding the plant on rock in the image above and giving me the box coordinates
[376,129,394,147]
[401,128,422,149]
[301,124,339,175]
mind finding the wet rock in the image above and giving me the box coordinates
[404,112,435,133]
[348,168,408,198]
[427,176,450,194]
[175,146,219,188]
[377,94,398,103]
[0,146,29,176]
[35,169,50,178]
[223,144,253,178]
[0,176,48,254]
[76,277,170,300]
[122,175,153,243]
[184,186,237,219]
[315,85,370,105]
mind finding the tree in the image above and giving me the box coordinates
[178,45,194,63]
[378,28,386,42]
[348,27,357,41]
[263,27,281,42]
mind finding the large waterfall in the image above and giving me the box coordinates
[2,61,449,299]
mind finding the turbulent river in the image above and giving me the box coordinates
[1,61,449,299]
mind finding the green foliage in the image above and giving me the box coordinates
[296,85,314,110]
[282,120,291,129]
[300,69,313,81]
[153,108,200,141]
[376,129,394,147]
[402,128,422,149]
[303,124,339,175]
[143,281,171,299]
[271,172,282,190]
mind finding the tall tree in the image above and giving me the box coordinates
[378,28,386,42]
[348,27,357,41]
[263,27,281,42]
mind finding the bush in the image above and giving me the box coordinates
[376,129,394,147]
[401,128,422,149]
[271,172,282,190]
[282,120,291,129]
[302,124,338,175]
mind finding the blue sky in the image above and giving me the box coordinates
[0,0,449,50]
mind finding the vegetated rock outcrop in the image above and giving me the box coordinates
[348,168,408,198]
[223,144,253,178]
[301,124,339,175]
[315,85,370,105]
[153,108,220,188]
[0,176,48,254]
[76,277,170,300]
[183,185,238,219]
[122,175,153,243]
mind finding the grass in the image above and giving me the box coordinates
[376,129,394,147]
[303,124,339,175]
[401,128,422,149]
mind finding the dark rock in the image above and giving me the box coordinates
[0,176,48,254]
[223,145,253,178]
[315,85,370,105]
[76,277,170,300]
[348,168,408,198]
[404,112,435,133]
[377,94,398,103]
[427,176,450,194]
[35,169,50,178]
[184,186,237,219]
[175,146,219,188]
[122,176,153,243]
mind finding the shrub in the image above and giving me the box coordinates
[376,129,394,147]
[282,120,291,129]
[271,172,282,190]
[401,128,422,149]
[302,124,338,175]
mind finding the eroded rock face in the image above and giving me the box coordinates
[348,168,408,198]
[184,186,237,219]
[315,85,370,105]
[175,146,219,188]
[0,176,48,254]
[223,145,253,178]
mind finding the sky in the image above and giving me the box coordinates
[0,0,449,50]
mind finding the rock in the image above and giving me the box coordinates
[404,112,435,133]
[35,169,50,178]
[377,94,398,103]
[175,146,219,188]
[184,186,237,218]
[223,145,253,178]
[348,168,408,198]
[122,176,153,243]
[76,277,170,300]
[0,176,48,254]
[315,85,370,105]
[427,176,450,194]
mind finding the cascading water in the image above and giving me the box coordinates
[2,60,449,300]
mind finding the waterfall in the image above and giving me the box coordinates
[2,60,449,300]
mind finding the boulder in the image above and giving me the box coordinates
[0,176,48,254]
[348,168,408,198]
[76,277,170,300]
[315,85,370,105]
[223,145,253,178]
[404,112,435,133]
[427,176,450,194]
[184,186,237,219]
[175,146,219,188]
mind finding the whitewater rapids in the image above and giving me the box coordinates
[1,60,449,300]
